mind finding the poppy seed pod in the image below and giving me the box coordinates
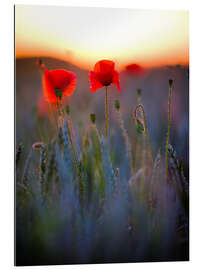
[65,105,70,115]
[90,113,96,124]
[137,88,142,96]
[114,100,120,111]
[169,79,173,87]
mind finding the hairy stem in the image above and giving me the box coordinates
[105,86,109,137]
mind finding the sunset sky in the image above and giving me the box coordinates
[15,5,189,70]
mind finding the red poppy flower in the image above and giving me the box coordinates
[43,69,77,103]
[125,63,144,76]
[89,60,121,92]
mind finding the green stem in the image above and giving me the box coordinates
[59,98,65,116]
[56,99,61,116]
[105,86,109,137]
[165,83,172,177]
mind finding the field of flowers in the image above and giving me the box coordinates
[15,58,189,266]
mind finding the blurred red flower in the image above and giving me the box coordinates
[43,69,77,103]
[89,60,121,92]
[125,63,144,76]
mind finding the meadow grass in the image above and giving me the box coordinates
[15,82,189,266]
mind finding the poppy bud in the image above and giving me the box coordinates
[55,88,63,100]
[137,88,142,96]
[65,105,70,115]
[114,100,120,111]
[169,79,173,87]
[36,58,45,70]
[37,58,42,65]
[135,117,145,134]
[90,113,96,124]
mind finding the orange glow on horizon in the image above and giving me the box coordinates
[15,5,189,71]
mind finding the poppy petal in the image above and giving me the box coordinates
[89,71,103,92]
[42,69,76,103]
[112,71,121,92]
[63,72,77,97]
[43,69,58,103]
[48,69,71,90]
[125,63,144,76]
[94,60,115,86]
[94,60,115,74]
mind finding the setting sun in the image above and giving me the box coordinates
[15,5,189,70]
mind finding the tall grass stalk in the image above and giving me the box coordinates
[115,100,133,175]
[90,113,101,142]
[21,148,32,185]
[16,142,23,167]
[39,143,46,191]
[44,141,56,197]
[115,168,121,196]
[89,113,107,200]
[165,79,173,178]
[134,104,153,166]
[134,89,142,171]
[47,103,57,132]
[64,113,83,200]
[66,121,80,176]
[100,136,117,197]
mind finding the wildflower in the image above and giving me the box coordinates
[89,60,121,92]
[125,63,144,76]
[89,60,121,137]
[43,69,77,103]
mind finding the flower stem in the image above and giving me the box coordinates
[165,81,173,178]
[105,86,109,137]
[56,99,61,116]
[59,98,65,116]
